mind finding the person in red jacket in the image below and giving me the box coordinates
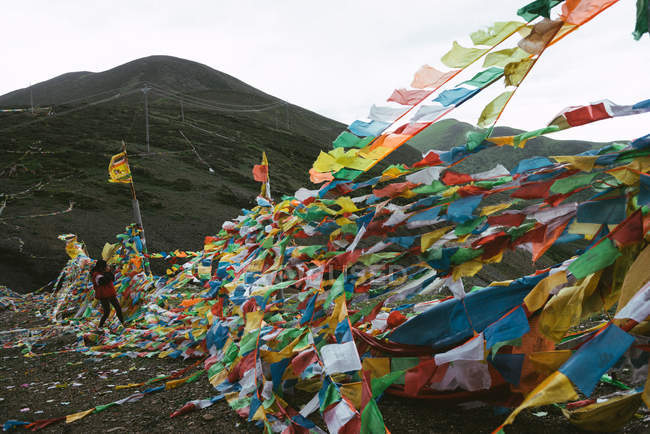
[91,259,125,330]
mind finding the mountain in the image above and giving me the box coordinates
[406,119,611,173]
[0,55,420,291]
[0,56,270,106]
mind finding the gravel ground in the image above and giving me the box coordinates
[2,300,649,433]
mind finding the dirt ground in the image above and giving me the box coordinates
[1,300,649,433]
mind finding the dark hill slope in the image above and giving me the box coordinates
[406,119,611,173]
[0,56,420,291]
[0,55,269,106]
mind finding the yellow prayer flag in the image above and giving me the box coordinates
[539,271,601,341]
[562,392,642,432]
[616,244,650,316]
[470,21,527,46]
[478,91,513,128]
[313,151,343,173]
[244,310,264,333]
[528,350,573,374]
[209,368,229,387]
[340,382,363,410]
[504,58,534,86]
[441,41,489,68]
[66,408,95,424]
[165,376,189,390]
[483,47,529,68]
[487,136,516,147]
[452,260,483,280]
[524,270,567,312]
[421,226,453,252]
[108,152,132,184]
[551,155,599,172]
[567,221,601,239]
[335,197,359,214]
[480,202,513,216]
[503,371,578,426]
[326,294,348,332]
[362,357,390,379]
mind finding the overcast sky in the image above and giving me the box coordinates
[2,0,648,143]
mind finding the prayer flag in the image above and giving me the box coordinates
[108,152,132,183]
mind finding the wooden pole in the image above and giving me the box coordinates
[121,140,152,275]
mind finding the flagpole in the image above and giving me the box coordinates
[121,140,152,276]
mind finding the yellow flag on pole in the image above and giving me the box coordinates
[108,152,132,183]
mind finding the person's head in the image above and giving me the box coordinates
[93,259,108,272]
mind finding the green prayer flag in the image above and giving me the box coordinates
[223,341,240,366]
[186,370,205,383]
[483,48,529,68]
[568,238,621,280]
[94,403,116,412]
[475,176,513,189]
[413,180,447,195]
[371,370,406,396]
[238,330,259,356]
[550,173,597,194]
[276,328,305,348]
[462,67,504,88]
[361,399,386,434]
[441,41,489,68]
[513,125,560,147]
[334,168,364,181]
[359,252,399,266]
[325,273,346,307]
[478,91,513,128]
[466,129,490,151]
[451,247,483,264]
[298,245,324,257]
[471,21,526,46]
[517,0,563,21]
[633,0,649,40]
[504,58,534,86]
[320,382,342,412]
[208,362,224,378]
[455,217,487,236]
[333,131,375,149]
[508,222,535,240]
[228,396,251,411]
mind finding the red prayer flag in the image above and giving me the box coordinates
[610,209,643,247]
[252,164,269,182]
[564,102,611,127]
[291,349,318,375]
[411,150,442,168]
[404,358,437,396]
[487,213,526,227]
[387,88,431,105]
[442,170,473,186]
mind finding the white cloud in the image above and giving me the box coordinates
[1,0,648,142]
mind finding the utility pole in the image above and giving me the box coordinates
[285,102,290,131]
[142,85,151,153]
[121,140,152,276]
[29,84,34,115]
[180,98,185,122]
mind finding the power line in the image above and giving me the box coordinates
[0,88,141,133]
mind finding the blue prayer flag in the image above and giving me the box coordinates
[559,324,634,396]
